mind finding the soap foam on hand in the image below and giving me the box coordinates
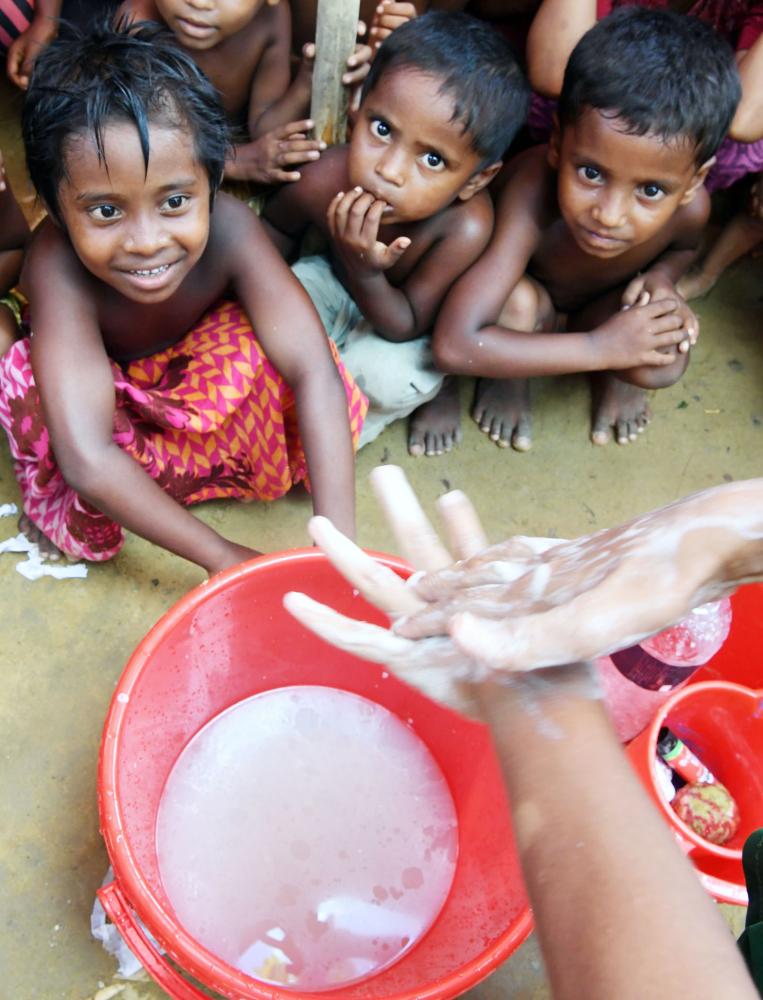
[156,686,458,991]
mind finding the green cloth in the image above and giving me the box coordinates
[739,828,763,994]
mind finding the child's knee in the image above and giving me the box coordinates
[627,361,686,391]
[498,277,545,331]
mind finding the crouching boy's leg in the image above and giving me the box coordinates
[473,275,558,451]
[570,286,688,447]
[293,256,444,447]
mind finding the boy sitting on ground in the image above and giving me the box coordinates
[120,0,372,185]
[262,12,529,452]
[432,7,740,449]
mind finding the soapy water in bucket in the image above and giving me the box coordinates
[156,686,459,991]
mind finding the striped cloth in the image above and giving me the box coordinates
[0,299,367,561]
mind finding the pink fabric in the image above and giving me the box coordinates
[0,299,367,561]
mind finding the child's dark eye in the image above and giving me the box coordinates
[421,151,445,171]
[164,194,189,211]
[370,118,391,140]
[579,165,601,182]
[641,183,664,200]
[89,204,120,221]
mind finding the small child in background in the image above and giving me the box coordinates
[5,0,117,88]
[0,151,29,355]
[119,0,373,186]
[432,8,740,449]
[263,13,529,453]
[0,21,365,570]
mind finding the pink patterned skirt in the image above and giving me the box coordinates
[0,299,368,561]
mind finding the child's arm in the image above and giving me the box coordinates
[434,167,688,379]
[526,0,597,98]
[224,201,356,539]
[327,189,494,341]
[227,5,370,184]
[0,160,30,293]
[25,232,257,575]
[6,0,61,89]
[731,35,763,142]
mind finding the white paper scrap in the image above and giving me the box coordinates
[0,502,18,517]
[0,533,88,579]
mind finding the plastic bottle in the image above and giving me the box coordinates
[595,597,732,742]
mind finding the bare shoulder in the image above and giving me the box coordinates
[436,189,494,248]
[254,0,290,44]
[494,146,556,224]
[262,145,350,231]
[117,0,158,21]
[23,221,90,295]
[669,184,711,247]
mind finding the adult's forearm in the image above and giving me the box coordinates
[293,364,356,539]
[526,0,596,97]
[476,674,758,1000]
[730,38,763,142]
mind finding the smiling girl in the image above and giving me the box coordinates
[0,21,366,573]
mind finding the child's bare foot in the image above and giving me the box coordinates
[676,268,718,301]
[18,512,62,560]
[472,378,531,450]
[408,379,461,457]
[591,374,651,446]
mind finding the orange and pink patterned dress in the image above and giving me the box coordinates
[0,299,367,561]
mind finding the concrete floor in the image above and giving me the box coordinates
[0,76,759,998]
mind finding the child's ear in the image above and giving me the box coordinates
[457,160,502,201]
[547,113,561,170]
[680,156,715,205]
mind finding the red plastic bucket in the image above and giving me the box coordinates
[626,679,763,905]
[98,550,532,1000]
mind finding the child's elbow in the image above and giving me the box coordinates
[432,325,473,374]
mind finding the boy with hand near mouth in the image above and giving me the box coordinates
[120,0,373,185]
[433,8,741,450]
[263,12,530,452]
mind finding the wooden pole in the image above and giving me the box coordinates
[310,0,362,146]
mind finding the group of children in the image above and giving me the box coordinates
[0,0,752,571]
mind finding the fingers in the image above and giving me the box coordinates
[6,42,26,88]
[621,277,644,308]
[307,515,425,616]
[382,236,412,267]
[284,591,481,715]
[435,490,488,560]
[343,44,373,86]
[370,465,453,571]
[284,590,415,662]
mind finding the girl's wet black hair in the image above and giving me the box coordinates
[361,11,530,167]
[558,7,741,166]
[22,18,230,222]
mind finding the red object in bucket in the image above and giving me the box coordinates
[626,678,763,905]
[98,550,532,1000]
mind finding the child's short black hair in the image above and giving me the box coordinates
[22,19,230,222]
[558,7,741,166]
[361,11,529,167]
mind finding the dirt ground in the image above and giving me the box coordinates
[0,75,758,999]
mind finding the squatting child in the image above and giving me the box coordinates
[119,0,372,185]
[432,7,741,449]
[262,12,530,454]
[0,22,365,572]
